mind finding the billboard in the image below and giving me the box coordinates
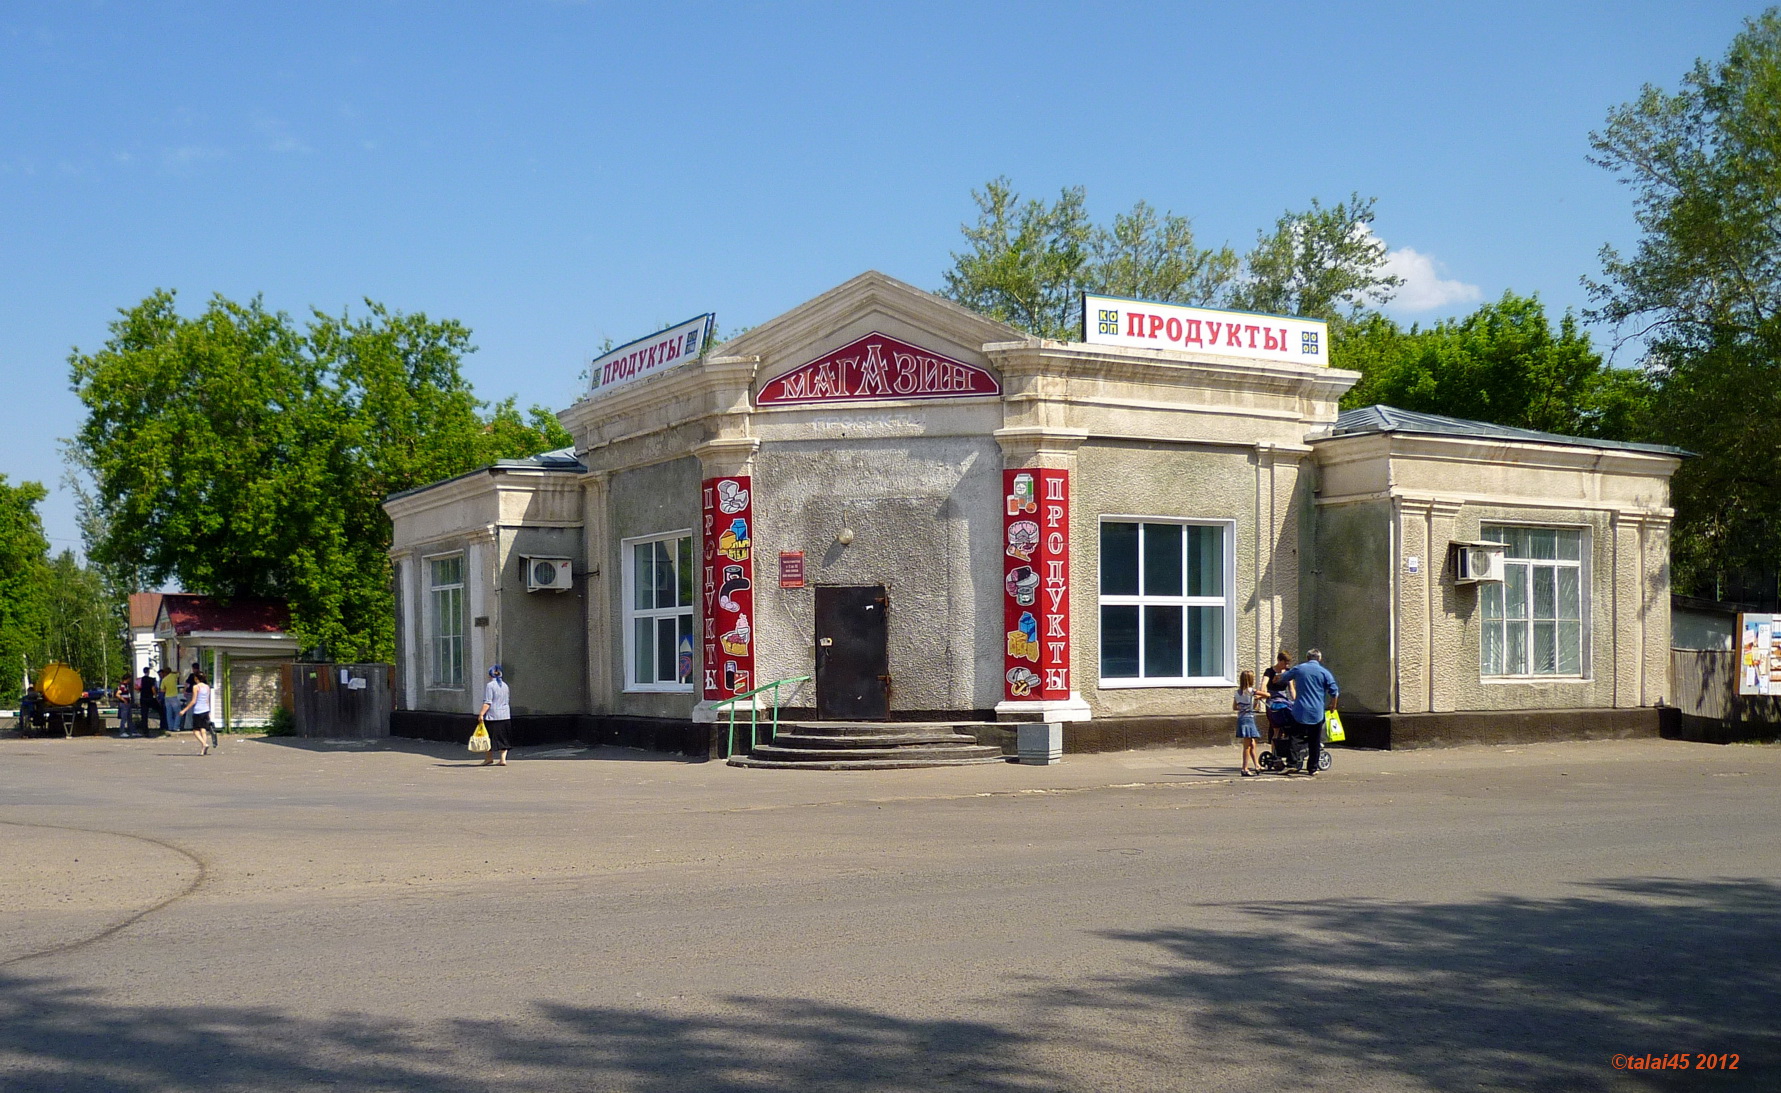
[1739,613,1778,696]
[1081,293,1329,367]
[587,314,714,397]
[1002,469,1071,702]
[702,476,754,701]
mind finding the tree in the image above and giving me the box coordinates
[70,291,571,662]
[1090,200,1238,309]
[941,178,1093,339]
[940,178,1236,339]
[0,476,50,704]
[1588,10,1781,595]
[36,549,126,694]
[1338,292,1653,439]
[1232,193,1402,329]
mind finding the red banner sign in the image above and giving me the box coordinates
[757,332,1000,405]
[702,476,754,701]
[1003,469,1070,702]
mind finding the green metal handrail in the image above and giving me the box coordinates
[711,674,812,758]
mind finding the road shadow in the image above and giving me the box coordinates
[0,878,1774,1090]
[1056,876,1781,1091]
[0,976,1049,1092]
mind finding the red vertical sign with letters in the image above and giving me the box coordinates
[1002,469,1070,701]
[702,476,754,701]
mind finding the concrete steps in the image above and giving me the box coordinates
[727,720,1005,770]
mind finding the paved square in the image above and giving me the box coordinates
[2,735,1777,1091]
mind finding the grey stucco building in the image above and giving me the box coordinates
[384,272,1684,754]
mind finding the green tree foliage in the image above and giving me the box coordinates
[70,291,571,661]
[0,476,50,704]
[1232,193,1402,330]
[940,178,1236,339]
[37,549,126,694]
[1338,292,1653,438]
[1589,10,1781,591]
[1091,200,1238,309]
[942,180,1400,343]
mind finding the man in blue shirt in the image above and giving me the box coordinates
[1279,648,1339,776]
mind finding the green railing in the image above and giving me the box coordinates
[712,674,812,759]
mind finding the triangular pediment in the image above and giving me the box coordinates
[717,271,1022,400]
[758,331,1001,405]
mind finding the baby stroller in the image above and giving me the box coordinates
[1257,720,1333,774]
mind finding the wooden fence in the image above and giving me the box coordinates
[281,663,393,739]
[1669,649,1781,741]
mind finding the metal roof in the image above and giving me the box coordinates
[1323,405,1690,457]
[384,447,587,504]
[492,446,585,471]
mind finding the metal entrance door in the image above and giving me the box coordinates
[815,585,890,720]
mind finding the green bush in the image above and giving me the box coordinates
[266,705,297,737]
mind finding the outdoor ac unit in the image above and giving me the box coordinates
[1448,541,1506,584]
[523,556,574,592]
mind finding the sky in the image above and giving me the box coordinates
[0,0,1762,555]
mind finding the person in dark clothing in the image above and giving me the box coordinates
[1262,650,1298,768]
[138,669,160,735]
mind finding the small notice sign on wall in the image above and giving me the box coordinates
[779,551,805,588]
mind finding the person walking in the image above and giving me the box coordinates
[1279,648,1340,777]
[181,670,215,756]
[1233,669,1263,776]
[476,664,512,767]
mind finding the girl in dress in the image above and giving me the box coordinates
[1234,669,1263,776]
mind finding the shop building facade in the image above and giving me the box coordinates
[385,272,1683,753]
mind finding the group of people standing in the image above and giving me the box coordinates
[112,664,217,755]
[1233,648,1340,777]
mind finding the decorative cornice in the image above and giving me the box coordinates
[992,426,1089,459]
[1313,429,1685,476]
[1397,495,1466,519]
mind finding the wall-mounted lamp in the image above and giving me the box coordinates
[836,528,855,545]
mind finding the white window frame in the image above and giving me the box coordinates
[1479,523,1590,681]
[622,530,697,694]
[424,551,466,691]
[1097,517,1236,688]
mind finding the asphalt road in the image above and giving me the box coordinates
[1,733,1777,1092]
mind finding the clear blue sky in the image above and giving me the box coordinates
[1,1,1761,554]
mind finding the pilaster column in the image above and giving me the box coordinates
[582,471,611,714]
[466,524,498,683]
[993,427,1091,723]
[1394,497,1463,714]
[692,438,762,722]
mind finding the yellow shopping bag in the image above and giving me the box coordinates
[468,722,492,753]
[1323,709,1345,743]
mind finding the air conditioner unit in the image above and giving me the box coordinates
[523,556,575,592]
[1448,540,1506,584]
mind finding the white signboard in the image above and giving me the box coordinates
[1740,613,1778,696]
[587,314,714,397]
[1082,293,1329,366]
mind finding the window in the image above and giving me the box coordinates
[624,532,695,691]
[427,554,465,689]
[1480,525,1586,677]
[1099,520,1232,686]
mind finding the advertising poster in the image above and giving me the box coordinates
[702,476,754,701]
[1739,613,1777,696]
[1003,469,1071,702]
